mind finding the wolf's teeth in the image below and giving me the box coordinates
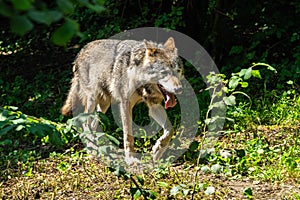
[164,94,171,109]
[166,94,170,102]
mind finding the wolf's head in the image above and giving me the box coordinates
[139,37,184,109]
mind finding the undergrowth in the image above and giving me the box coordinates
[0,63,299,199]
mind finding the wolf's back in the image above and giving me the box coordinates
[61,39,144,116]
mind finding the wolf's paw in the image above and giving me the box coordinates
[151,145,168,162]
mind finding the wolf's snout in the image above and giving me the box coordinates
[174,87,183,94]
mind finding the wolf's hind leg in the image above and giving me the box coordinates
[149,104,174,161]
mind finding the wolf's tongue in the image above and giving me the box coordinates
[164,92,176,109]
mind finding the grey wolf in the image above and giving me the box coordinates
[61,37,184,164]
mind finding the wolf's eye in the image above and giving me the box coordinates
[176,68,182,74]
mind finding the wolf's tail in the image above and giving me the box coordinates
[61,74,79,116]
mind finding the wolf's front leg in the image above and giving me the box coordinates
[149,104,174,161]
[120,100,137,164]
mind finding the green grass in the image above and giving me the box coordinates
[1,101,299,199]
[1,125,299,199]
[1,65,300,199]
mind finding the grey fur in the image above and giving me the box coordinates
[62,37,183,163]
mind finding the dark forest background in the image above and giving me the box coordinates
[0,0,299,142]
[1,1,299,120]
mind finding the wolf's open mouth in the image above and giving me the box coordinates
[158,84,177,109]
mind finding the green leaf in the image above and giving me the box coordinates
[212,101,226,110]
[130,188,140,198]
[28,10,63,25]
[11,118,27,124]
[124,172,131,179]
[291,33,299,42]
[47,10,64,22]
[244,68,252,80]
[148,190,158,199]
[252,63,277,73]
[226,117,234,122]
[98,112,110,131]
[183,189,190,196]
[228,76,240,90]
[0,125,14,136]
[170,185,181,196]
[94,0,106,5]
[204,186,215,195]
[240,82,249,88]
[267,65,277,73]
[28,124,49,138]
[8,106,19,110]
[223,95,236,106]
[222,86,229,93]
[85,3,105,13]
[97,145,109,154]
[24,167,33,177]
[0,1,13,17]
[157,181,169,187]
[105,133,120,146]
[246,51,255,60]
[0,120,9,128]
[10,15,34,35]
[57,161,71,172]
[204,118,211,125]
[0,139,13,146]
[49,131,63,146]
[211,164,222,173]
[51,19,79,46]
[287,80,293,85]
[57,0,74,14]
[208,122,217,131]
[133,189,141,199]
[198,183,204,190]
[136,175,144,186]
[15,124,25,131]
[201,165,210,173]
[12,0,31,11]
[229,46,243,55]
[78,0,105,13]
[251,70,262,79]
[239,69,247,77]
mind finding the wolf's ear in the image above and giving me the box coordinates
[164,37,176,52]
[144,39,153,49]
[144,39,156,57]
